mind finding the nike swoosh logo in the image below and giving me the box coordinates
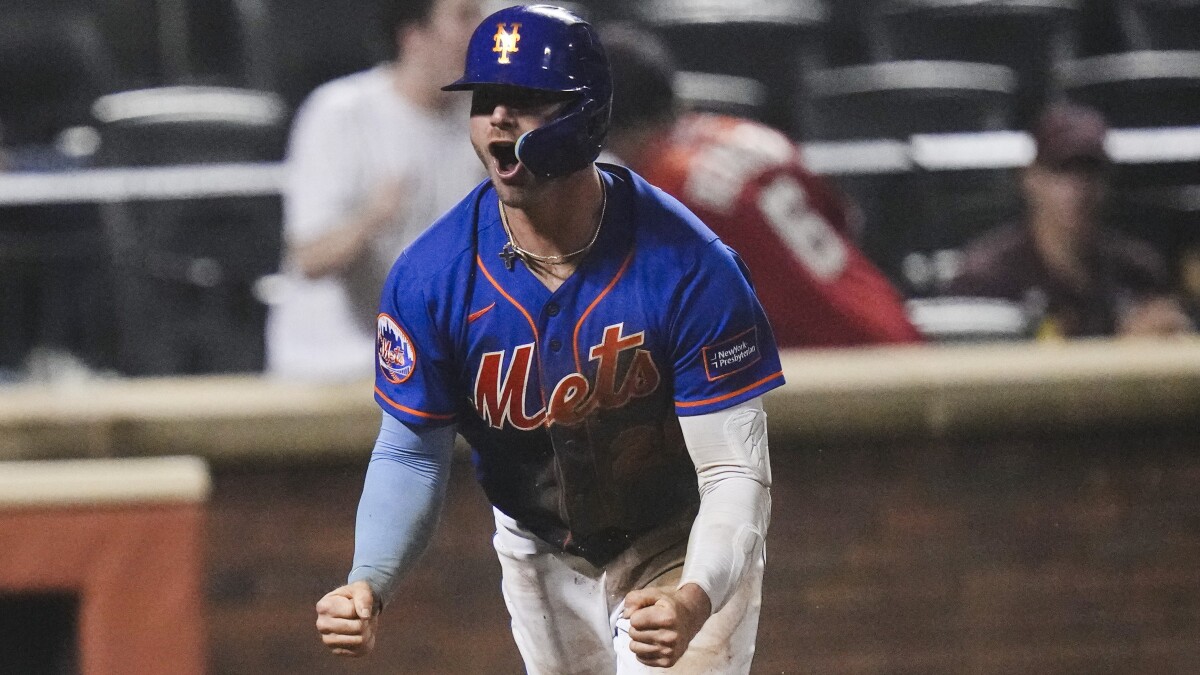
[468,302,497,323]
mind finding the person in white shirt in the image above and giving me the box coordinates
[266,0,486,381]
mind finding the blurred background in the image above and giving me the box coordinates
[1,0,1200,673]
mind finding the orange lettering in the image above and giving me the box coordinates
[474,345,545,430]
[471,326,662,431]
[546,373,593,427]
[588,324,645,409]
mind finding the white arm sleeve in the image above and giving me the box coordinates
[677,396,772,613]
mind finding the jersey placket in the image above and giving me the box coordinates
[533,293,606,539]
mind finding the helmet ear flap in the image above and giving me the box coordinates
[516,96,610,178]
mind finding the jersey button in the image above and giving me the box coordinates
[549,338,562,352]
[546,303,560,317]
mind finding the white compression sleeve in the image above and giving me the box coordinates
[677,396,772,613]
[347,413,457,607]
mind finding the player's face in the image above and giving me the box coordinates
[469,85,574,206]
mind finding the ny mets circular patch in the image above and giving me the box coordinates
[377,313,416,384]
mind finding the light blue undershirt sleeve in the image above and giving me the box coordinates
[347,412,457,607]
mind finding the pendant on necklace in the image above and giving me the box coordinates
[499,242,519,270]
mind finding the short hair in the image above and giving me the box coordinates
[376,0,440,58]
[599,23,677,131]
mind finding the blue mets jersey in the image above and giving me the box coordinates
[373,164,784,565]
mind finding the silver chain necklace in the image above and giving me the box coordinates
[498,177,607,270]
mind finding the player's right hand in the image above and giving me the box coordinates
[315,581,379,657]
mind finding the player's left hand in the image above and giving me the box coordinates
[622,582,712,668]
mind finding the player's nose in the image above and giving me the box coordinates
[489,103,518,127]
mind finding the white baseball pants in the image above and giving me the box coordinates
[491,508,764,674]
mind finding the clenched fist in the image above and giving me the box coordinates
[315,581,379,657]
[623,582,712,668]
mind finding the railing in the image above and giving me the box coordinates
[1,127,1199,206]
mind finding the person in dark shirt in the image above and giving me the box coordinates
[947,102,1194,338]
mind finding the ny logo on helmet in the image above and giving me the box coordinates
[492,23,521,64]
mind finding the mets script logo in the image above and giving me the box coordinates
[377,314,416,384]
[474,323,660,430]
[492,23,520,64]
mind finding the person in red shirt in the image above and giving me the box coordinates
[600,24,922,348]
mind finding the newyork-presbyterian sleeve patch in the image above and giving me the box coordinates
[377,313,417,384]
[701,327,761,382]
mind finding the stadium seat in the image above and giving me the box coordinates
[91,86,288,376]
[1105,181,1200,307]
[1115,183,1200,257]
[0,7,115,146]
[1054,47,1200,287]
[0,200,114,378]
[1056,50,1200,128]
[635,0,830,137]
[872,0,1082,125]
[0,6,118,377]
[1056,50,1200,254]
[804,60,1023,296]
[1117,0,1200,51]
[234,0,387,110]
[673,71,770,121]
[803,60,1019,139]
[905,296,1033,342]
[859,164,1023,297]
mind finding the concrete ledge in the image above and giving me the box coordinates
[0,377,380,462]
[0,456,211,507]
[768,338,1200,442]
[1,338,1199,462]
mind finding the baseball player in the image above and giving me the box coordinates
[315,6,783,673]
[601,24,923,349]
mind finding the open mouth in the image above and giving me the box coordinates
[489,141,520,177]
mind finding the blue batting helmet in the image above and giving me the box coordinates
[442,4,612,179]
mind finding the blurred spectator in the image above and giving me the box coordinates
[265,0,486,381]
[946,102,1195,338]
[600,24,923,348]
